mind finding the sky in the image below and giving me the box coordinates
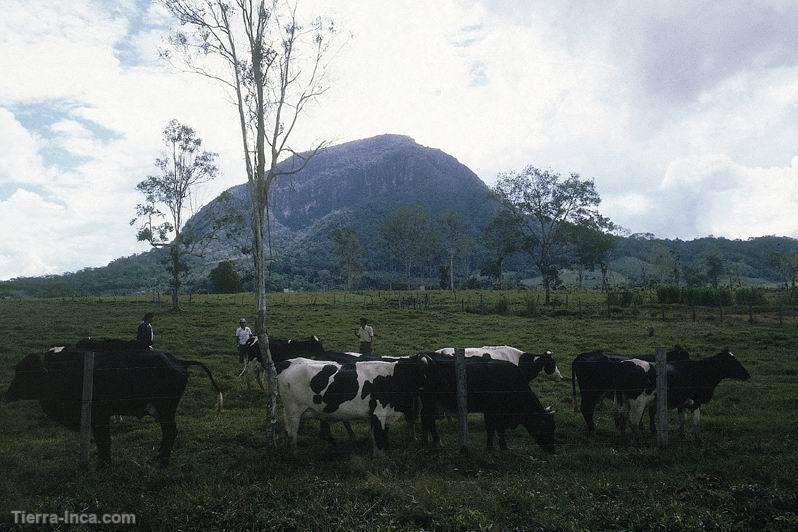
[2,0,798,280]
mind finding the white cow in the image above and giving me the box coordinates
[435,345,563,381]
[278,356,426,453]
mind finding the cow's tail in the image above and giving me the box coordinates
[181,360,224,417]
[571,360,579,412]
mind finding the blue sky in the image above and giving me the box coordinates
[2,0,798,279]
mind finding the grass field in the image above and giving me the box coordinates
[1,291,796,530]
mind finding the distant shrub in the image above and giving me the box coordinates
[656,286,732,306]
[735,288,767,306]
[607,289,642,308]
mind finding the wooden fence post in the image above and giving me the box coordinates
[455,347,469,455]
[80,351,95,469]
[655,346,668,448]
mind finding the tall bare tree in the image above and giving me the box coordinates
[161,0,334,446]
[131,119,220,311]
[439,211,473,291]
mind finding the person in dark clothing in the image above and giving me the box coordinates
[136,313,155,350]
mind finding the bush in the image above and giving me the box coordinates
[735,288,767,306]
[607,289,643,308]
[656,286,733,306]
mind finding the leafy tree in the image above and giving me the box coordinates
[565,218,616,290]
[331,227,362,291]
[379,205,438,288]
[648,243,676,286]
[161,0,336,446]
[493,166,603,304]
[705,251,724,289]
[483,214,524,289]
[209,260,241,293]
[439,211,473,291]
[768,250,798,290]
[131,119,222,311]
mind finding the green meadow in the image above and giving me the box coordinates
[1,291,796,530]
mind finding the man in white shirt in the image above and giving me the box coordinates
[356,317,375,355]
[235,318,253,363]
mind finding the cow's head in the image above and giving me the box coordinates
[668,344,691,362]
[539,351,562,381]
[525,406,556,453]
[4,353,48,402]
[715,349,750,381]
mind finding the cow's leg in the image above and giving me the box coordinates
[93,414,112,468]
[692,407,702,442]
[282,407,302,454]
[497,428,509,451]
[580,391,601,434]
[405,398,418,441]
[648,404,657,434]
[319,421,336,445]
[157,409,178,467]
[484,415,495,451]
[614,396,627,436]
[343,422,356,443]
[627,394,653,442]
[368,416,386,456]
[678,408,686,439]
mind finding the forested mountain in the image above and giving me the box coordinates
[2,134,797,296]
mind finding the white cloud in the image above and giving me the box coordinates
[1,0,798,279]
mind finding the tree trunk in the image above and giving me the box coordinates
[406,260,411,289]
[253,202,278,448]
[170,246,180,311]
[449,254,455,292]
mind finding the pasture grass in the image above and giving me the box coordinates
[0,291,796,530]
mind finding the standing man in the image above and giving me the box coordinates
[235,318,253,363]
[136,312,154,350]
[356,317,375,355]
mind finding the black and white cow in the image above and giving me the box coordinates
[239,336,325,390]
[4,346,223,467]
[420,353,556,452]
[276,355,428,454]
[571,345,690,434]
[435,345,563,382]
[650,349,750,440]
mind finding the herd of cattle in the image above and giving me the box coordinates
[3,336,750,467]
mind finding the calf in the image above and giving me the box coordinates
[420,353,556,452]
[571,345,689,434]
[436,345,562,381]
[651,349,750,440]
[4,346,223,467]
[277,355,427,454]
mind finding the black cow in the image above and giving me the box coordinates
[239,336,325,390]
[650,349,750,439]
[4,346,223,468]
[420,353,556,452]
[571,345,690,434]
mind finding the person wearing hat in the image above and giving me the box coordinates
[235,318,253,363]
[355,317,375,355]
[136,312,155,350]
